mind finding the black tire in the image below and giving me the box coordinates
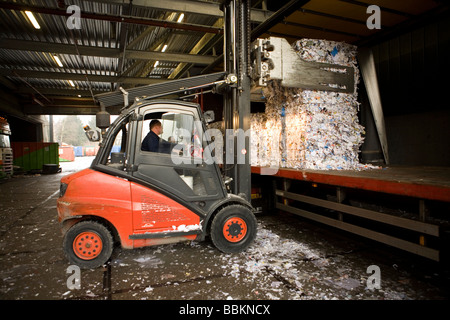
[211,205,257,253]
[63,221,114,269]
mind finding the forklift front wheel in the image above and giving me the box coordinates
[63,221,114,269]
[211,205,257,253]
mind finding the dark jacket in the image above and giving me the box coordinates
[141,131,172,153]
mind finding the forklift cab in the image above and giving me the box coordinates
[57,100,257,269]
[96,100,228,213]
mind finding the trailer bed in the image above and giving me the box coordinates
[251,166,450,203]
[251,165,450,261]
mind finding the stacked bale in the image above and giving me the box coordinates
[251,38,375,170]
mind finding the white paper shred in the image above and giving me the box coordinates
[251,38,380,171]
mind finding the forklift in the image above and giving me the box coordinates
[57,1,257,269]
[58,97,259,269]
[57,0,356,269]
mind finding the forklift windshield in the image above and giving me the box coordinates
[141,112,203,160]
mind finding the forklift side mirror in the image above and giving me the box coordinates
[83,125,101,142]
[223,176,233,193]
[224,176,233,185]
[204,110,215,123]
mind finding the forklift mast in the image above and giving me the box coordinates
[222,0,252,200]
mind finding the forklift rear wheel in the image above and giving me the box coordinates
[63,221,114,269]
[211,205,257,253]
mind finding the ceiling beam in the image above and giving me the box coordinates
[169,18,223,79]
[16,87,107,97]
[0,38,117,57]
[0,76,18,90]
[37,98,96,106]
[0,39,217,65]
[339,0,414,18]
[92,0,273,23]
[0,2,223,34]
[251,0,311,41]
[282,20,363,39]
[0,68,168,85]
[23,104,121,115]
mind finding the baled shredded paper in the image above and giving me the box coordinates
[251,38,378,171]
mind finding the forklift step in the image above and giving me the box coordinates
[129,230,202,240]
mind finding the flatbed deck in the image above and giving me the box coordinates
[252,165,450,261]
[251,166,450,203]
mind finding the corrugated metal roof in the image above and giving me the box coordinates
[0,0,447,115]
[0,0,228,110]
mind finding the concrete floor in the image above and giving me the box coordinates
[1,157,449,302]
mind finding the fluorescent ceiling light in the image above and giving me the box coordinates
[161,44,168,53]
[25,11,40,29]
[68,80,75,87]
[177,13,184,23]
[53,55,63,67]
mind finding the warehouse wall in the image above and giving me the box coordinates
[371,12,450,166]
[385,110,450,166]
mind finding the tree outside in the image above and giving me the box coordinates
[53,115,97,147]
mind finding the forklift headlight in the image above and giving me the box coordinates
[60,183,68,197]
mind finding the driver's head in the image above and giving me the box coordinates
[150,119,163,135]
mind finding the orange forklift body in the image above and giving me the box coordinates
[57,169,200,250]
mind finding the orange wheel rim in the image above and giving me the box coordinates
[223,217,247,242]
[73,231,103,260]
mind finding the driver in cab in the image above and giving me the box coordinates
[141,119,173,153]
